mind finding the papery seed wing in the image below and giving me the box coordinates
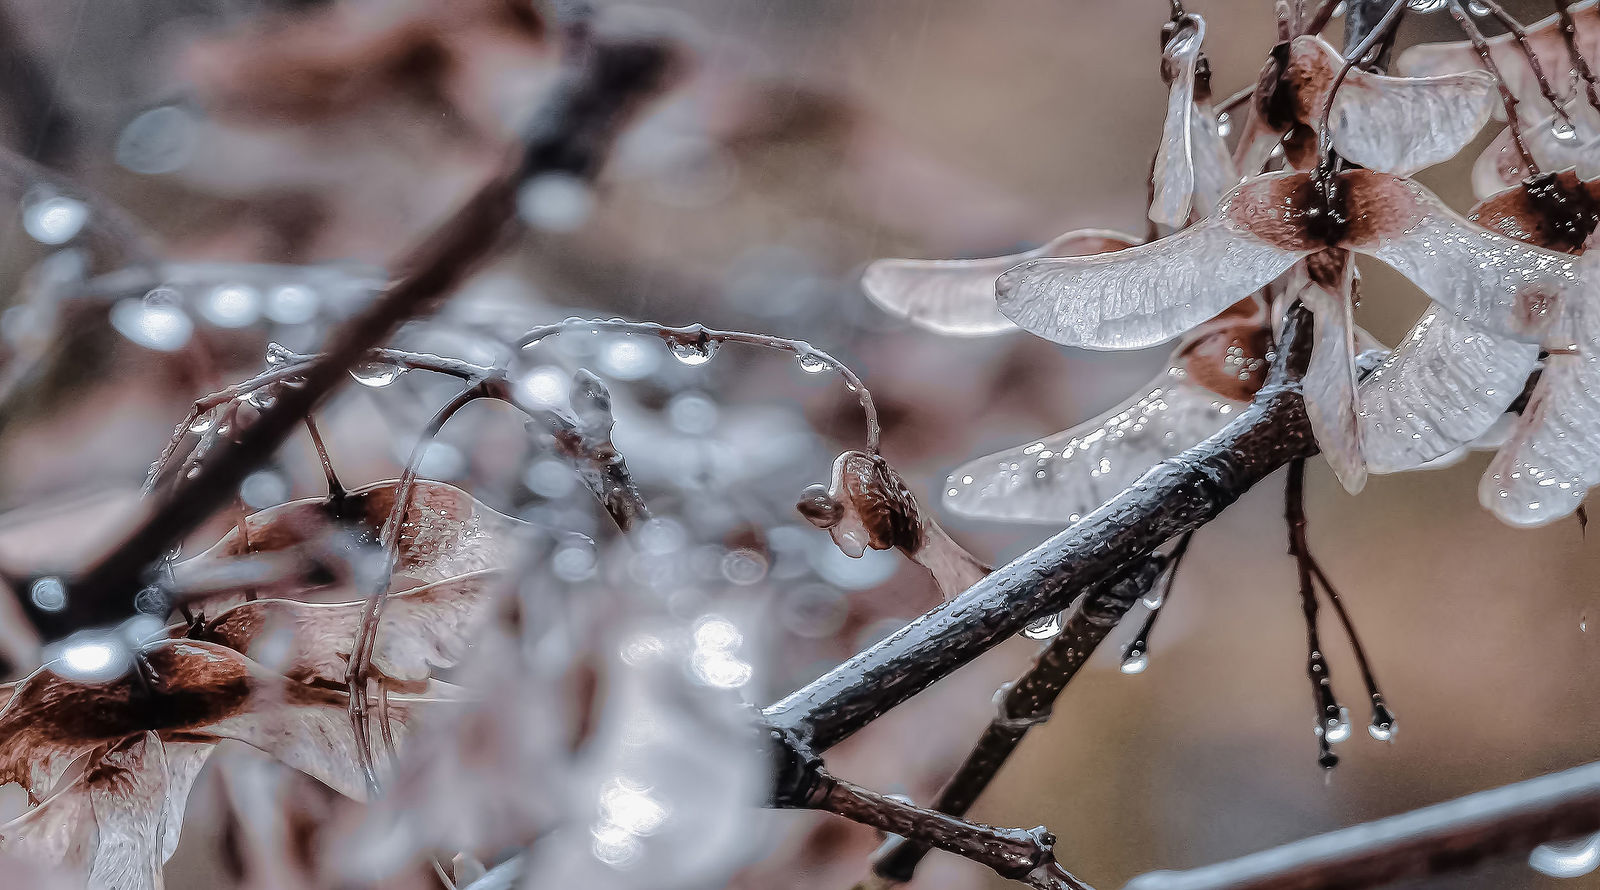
[0,734,171,890]
[182,569,504,687]
[1288,36,1495,176]
[1189,102,1239,214]
[859,230,1139,336]
[176,478,526,610]
[1150,17,1205,228]
[0,640,400,801]
[943,368,1249,524]
[1297,264,1367,493]
[1397,1,1598,117]
[997,174,1305,349]
[1472,126,1531,200]
[157,739,213,864]
[1342,171,1584,343]
[1359,304,1537,474]
[1480,349,1600,526]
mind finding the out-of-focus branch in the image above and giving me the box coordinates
[869,556,1168,884]
[1120,759,1600,890]
[51,23,678,635]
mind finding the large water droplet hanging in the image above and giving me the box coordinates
[350,360,403,387]
[1216,112,1231,138]
[1022,611,1062,640]
[1406,0,1448,11]
[1466,0,1491,14]
[188,410,216,434]
[29,576,66,612]
[22,193,88,245]
[246,387,277,409]
[1368,698,1397,741]
[1531,833,1600,878]
[1321,706,1352,744]
[1120,646,1150,675]
[1553,118,1580,142]
[796,352,829,374]
[669,336,719,366]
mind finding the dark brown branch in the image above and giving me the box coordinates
[51,27,676,635]
[1119,759,1600,890]
[762,309,1319,793]
[870,557,1168,884]
[804,770,1087,889]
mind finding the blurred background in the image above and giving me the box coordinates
[0,0,1595,888]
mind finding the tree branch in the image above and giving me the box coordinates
[1120,759,1600,890]
[870,556,1169,883]
[49,24,677,635]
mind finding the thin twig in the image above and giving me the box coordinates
[1470,0,1575,125]
[802,769,1083,888]
[57,29,677,631]
[518,318,881,454]
[1447,0,1542,175]
[1285,458,1344,769]
[1120,759,1600,890]
[870,558,1168,884]
[1119,531,1193,675]
[1550,0,1600,113]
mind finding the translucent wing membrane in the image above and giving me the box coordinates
[1345,173,1586,343]
[1150,16,1205,228]
[1295,262,1367,493]
[1471,107,1600,200]
[997,175,1306,349]
[1397,0,1600,118]
[1188,101,1240,215]
[859,230,1139,336]
[1481,347,1600,526]
[1358,305,1538,473]
[943,318,1269,523]
[1286,36,1496,177]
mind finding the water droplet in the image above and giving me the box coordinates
[22,193,88,245]
[1216,112,1231,138]
[1531,833,1600,878]
[668,335,719,366]
[1023,611,1062,640]
[110,292,193,351]
[1467,0,1491,14]
[47,631,134,682]
[29,576,65,612]
[1120,648,1150,674]
[1322,706,1352,744]
[1332,1,1348,16]
[265,284,320,324]
[1406,0,1448,11]
[350,360,402,387]
[796,352,829,374]
[200,284,261,328]
[1553,118,1579,142]
[188,410,216,433]
[245,387,276,409]
[517,172,594,232]
[264,341,295,366]
[1141,588,1165,610]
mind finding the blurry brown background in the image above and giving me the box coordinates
[0,0,1596,888]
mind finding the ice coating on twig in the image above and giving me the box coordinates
[1471,104,1600,199]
